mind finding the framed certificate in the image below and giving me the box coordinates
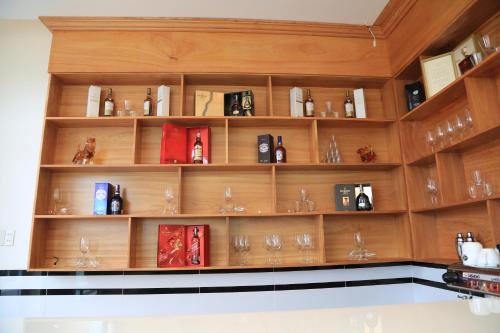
[420,53,458,98]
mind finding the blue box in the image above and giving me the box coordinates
[93,183,112,215]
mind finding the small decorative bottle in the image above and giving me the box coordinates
[355,184,372,211]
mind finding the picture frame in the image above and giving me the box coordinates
[420,52,458,98]
[452,34,481,75]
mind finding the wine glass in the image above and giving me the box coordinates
[468,184,478,199]
[425,130,436,152]
[233,235,250,266]
[77,235,90,268]
[445,120,455,143]
[464,108,473,129]
[426,177,439,206]
[435,125,446,149]
[272,234,282,265]
[472,170,482,187]
[296,233,314,264]
[162,186,175,215]
[265,234,275,265]
[50,188,61,215]
[484,182,494,197]
[454,114,466,138]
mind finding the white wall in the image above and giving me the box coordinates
[0,20,51,269]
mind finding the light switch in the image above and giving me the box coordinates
[4,230,15,246]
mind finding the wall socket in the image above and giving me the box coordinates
[0,230,15,246]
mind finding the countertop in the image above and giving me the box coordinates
[1,299,500,333]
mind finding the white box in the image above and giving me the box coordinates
[86,85,101,117]
[289,87,304,117]
[353,88,367,118]
[157,85,171,116]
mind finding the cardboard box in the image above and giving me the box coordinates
[157,85,170,116]
[334,184,356,211]
[86,85,101,117]
[186,126,211,164]
[289,87,304,117]
[224,91,255,116]
[353,88,367,118]
[195,90,224,116]
[160,123,187,164]
[93,182,112,215]
[185,225,210,267]
[257,134,274,163]
[157,225,186,267]
[354,183,374,210]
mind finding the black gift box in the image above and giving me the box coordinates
[257,134,274,163]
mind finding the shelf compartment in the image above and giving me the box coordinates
[129,217,228,269]
[227,121,314,164]
[323,214,412,262]
[275,168,407,213]
[134,118,226,164]
[411,195,500,213]
[47,73,183,117]
[35,171,180,216]
[270,76,395,119]
[317,122,401,164]
[183,74,269,116]
[29,218,129,269]
[411,202,495,261]
[228,216,323,266]
[181,170,273,215]
[41,122,134,166]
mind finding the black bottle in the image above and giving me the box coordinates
[110,184,123,215]
[355,184,372,211]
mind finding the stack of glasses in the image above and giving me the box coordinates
[323,134,342,163]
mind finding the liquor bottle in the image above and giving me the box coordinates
[231,94,243,116]
[104,88,115,117]
[465,232,475,242]
[193,130,203,164]
[304,89,315,117]
[458,47,474,75]
[144,88,153,116]
[191,226,201,265]
[110,184,123,215]
[275,135,287,163]
[355,184,372,211]
[344,91,355,118]
[456,233,465,260]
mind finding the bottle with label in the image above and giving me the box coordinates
[344,91,355,118]
[191,226,201,265]
[355,184,372,211]
[110,184,123,215]
[465,232,475,242]
[144,88,153,116]
[458,47,475,75]
[305,89,315,117]
[104,88,115,117]
[231,94,243,116]
[275,135,287,163]
[193,130,203,164]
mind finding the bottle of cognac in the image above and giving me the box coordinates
[193,130,203,164]
[144,88,153,116]
[355,184,372,211]
[231,94,243,116]
[191,226,201,265]
[458,47,474,75]
[110,184,123,215]
[304,89,315,117]
[104,88,115,117]
[344,91,355,118]
[275,136,287,163]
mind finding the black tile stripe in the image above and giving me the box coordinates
[123,287,199,295]
[0,289,47,296]
[47,271,125,276]
[412,262,449,269]
[46,289,123,295]
[200,285,274,293]
[275,281,345,291]
[346,277,412,287]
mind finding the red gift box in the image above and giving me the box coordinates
[157,225,186,267]
[185,225,210,267]
[186,126,211,164]
[160,123,187,164]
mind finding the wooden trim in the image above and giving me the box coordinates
[39,16,384,39]
[374,0,417,36]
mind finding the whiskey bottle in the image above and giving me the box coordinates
[144,88,153,116]
[275,135,287,163]
[458,47,474,75]
[355,184,372,211]
[110,184,123,215]
[344,91,355,118]
[193,130,203,164]
[231,94,243,116]
[104,88,115,117]
[304,89,315,117]
[191,226,201,265]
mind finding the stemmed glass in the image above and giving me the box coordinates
[76,235,90,267]
[219,186,234,214]
[265,234,282,265]
[445,120,455,144]
[464,108,473,130]
[162,186,176,215]
[49,188,61,215]
[233,235,250,266]
[296,233,314,264]
[454,114,466,138]
[425,130,436,152]
[348,230,376,260]
[426,177,439,206]
[435,125,446,149]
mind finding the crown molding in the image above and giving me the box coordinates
[373,0,417,36]
[39,16,384,39]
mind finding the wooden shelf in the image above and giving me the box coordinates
[411,195,500,214]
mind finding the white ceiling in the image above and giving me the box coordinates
[0,0,389,25]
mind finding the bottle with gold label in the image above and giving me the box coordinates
[193,130,203,164]
[304,89,315,117]
[144,88,153,116]
[344,91,355,118]
[104,88,114,117]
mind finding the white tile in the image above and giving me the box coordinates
[273,268,347,284]
[274,287,350,311]
[198,272,274,287]
[412,284,458,303]
[119,274,200,288]
[343,284,414,307]
[197,291,276,314]
[0,296,46,318]
[0,276,45,289]
[44,275,125,289]
[411,266,446,282]
[343,266,412,281]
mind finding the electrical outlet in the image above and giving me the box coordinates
[4,230,15,246]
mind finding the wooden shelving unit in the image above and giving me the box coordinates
[30,71,413,271]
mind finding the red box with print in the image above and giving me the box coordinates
[157,225,186,267]
[160,123,187,164]
[185,225,210,267]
